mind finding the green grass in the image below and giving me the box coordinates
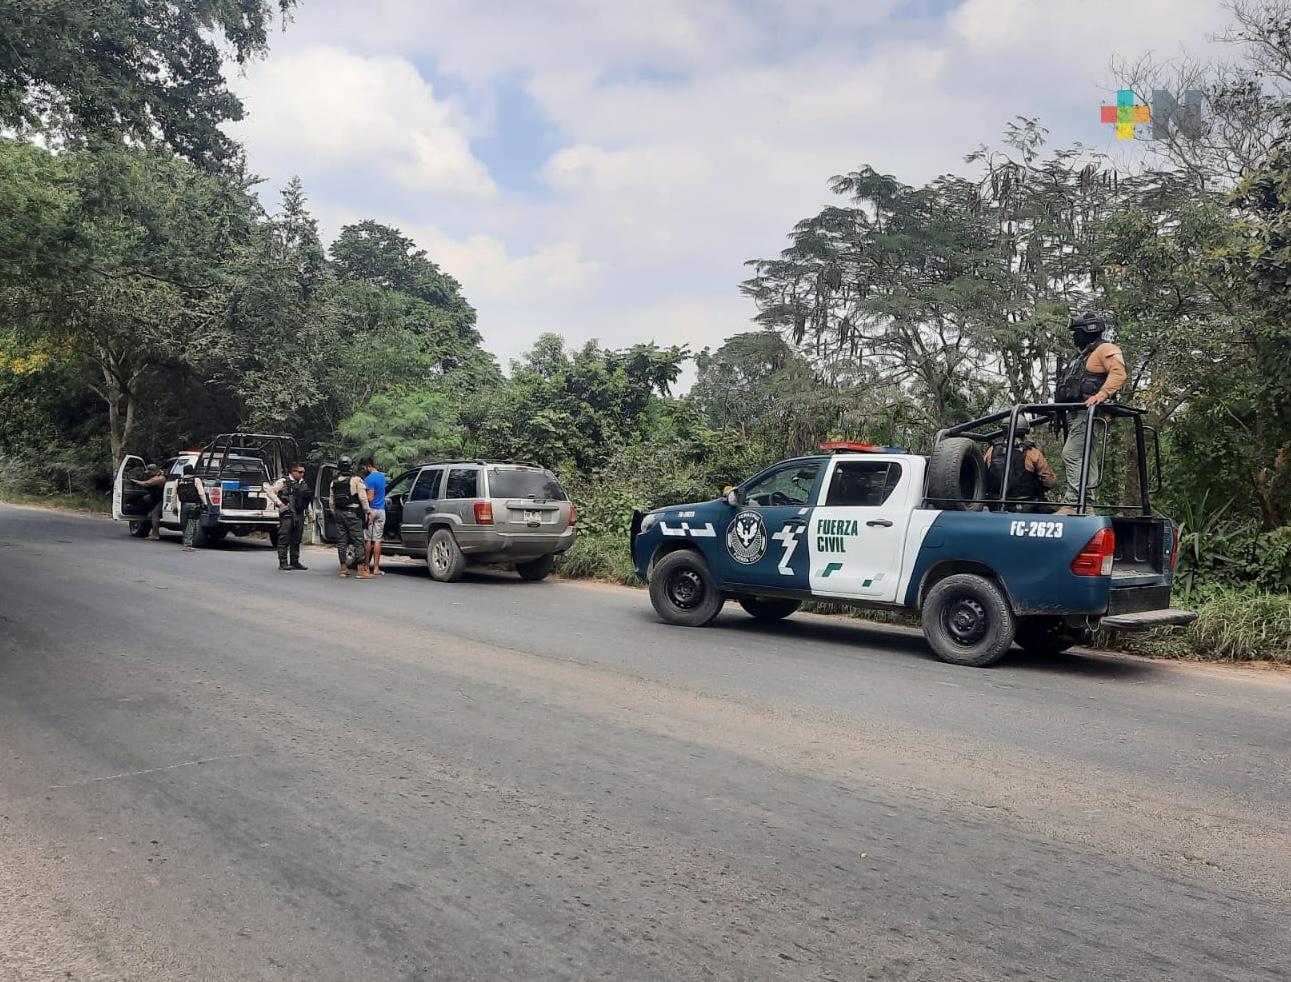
[554,534,641,585]
[0,488,110,513]
[1111,588,1291,665]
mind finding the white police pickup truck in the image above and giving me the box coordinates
[630,403,1196,667]
[112,433,298,547]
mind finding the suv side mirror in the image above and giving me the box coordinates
[725,487,744,507]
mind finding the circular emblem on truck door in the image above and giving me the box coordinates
[726,510,768,565]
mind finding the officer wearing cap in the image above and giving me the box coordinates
[266,463,312,571]
[1055,312,1127,507]
[327,455,373,579]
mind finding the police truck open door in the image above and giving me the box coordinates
[112,455,152,529]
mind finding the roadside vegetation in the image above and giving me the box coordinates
[1,1,1287,663]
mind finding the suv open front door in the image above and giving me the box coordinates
[313,463,338,543]
[112,455,150,521]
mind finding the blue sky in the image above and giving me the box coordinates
[226,0,1228,368]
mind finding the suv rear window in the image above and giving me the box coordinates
[488,469,567,501]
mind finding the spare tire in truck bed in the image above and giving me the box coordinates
[926,437,986,511]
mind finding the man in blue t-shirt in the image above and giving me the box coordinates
[360,456,388,575]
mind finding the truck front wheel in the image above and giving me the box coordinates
[649,550,724,627]
[922,573,1015,667]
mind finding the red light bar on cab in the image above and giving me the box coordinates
[819,441,882,453]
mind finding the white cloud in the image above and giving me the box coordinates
[229,46,496,197]
[227,0,1236,371]
[417,230,601,304]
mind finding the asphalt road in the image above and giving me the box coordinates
[1,504,1288,982]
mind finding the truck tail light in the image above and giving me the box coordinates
[568,504,578,527]
[209,487,222,506]
[1170,525,1181,571]
[473,501,494,525]
[1071,527,1115,577]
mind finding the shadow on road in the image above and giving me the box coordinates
[647,608,1166,682]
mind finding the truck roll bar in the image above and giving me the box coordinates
[932,403,1152,517]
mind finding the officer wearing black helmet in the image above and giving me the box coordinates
[175,464,208,551]
[982,418,1057,511]
[328,455,373,579]
[1055,312,1127,508]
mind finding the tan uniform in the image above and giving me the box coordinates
[1063,340,1129,503]
[1085,342,1127,401]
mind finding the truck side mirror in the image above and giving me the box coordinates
[725,487,744,507]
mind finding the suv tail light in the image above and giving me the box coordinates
[209,486,222,506]
[568,504,578,527]
[1169,525,1181,571]
[473,501,494,525]
[1071,527,1115,576]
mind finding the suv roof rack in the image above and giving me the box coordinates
[413,458,549,470]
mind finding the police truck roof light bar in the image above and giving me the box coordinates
[819,441,882,453]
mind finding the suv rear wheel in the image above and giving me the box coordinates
[921,573,1015,667]
[128,521,151,538]
[516,555,554,581]
[427,528,467,582]
[649,550,724,627]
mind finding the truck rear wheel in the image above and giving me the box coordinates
[128,521,151,538]
[921,573,1015,667]
[737,597,801,621]
[926,437,986,511]
[650,550,724,627]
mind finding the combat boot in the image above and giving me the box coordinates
[355,566,375,579]
[339,564,350,577]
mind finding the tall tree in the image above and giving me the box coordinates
[0,141,257,466]
[0,0,296,168]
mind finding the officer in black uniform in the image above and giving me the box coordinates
[982,419,1058,511]
[328,455,372,579]
[176,464,208,551]
[266,462,312,571]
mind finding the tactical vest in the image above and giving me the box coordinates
[985,441,1044,500]
[177,476,202,505]
[1056,342,1109,403]
[332,475,359,510]
[280,475,309,514]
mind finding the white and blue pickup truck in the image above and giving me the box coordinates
[630,404,1197,667]
[112,433,298,548]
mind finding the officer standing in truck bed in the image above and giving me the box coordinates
[1055,311,1128,508]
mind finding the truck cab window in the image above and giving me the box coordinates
[743,462,821,507]
[825,461,902,507]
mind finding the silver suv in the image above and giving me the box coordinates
[315,460,576,581]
